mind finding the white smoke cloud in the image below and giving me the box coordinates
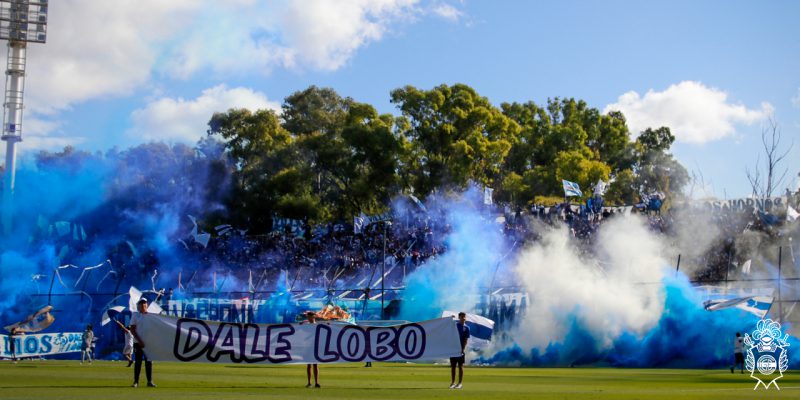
[508,216,668,354]
[604,81,772,144]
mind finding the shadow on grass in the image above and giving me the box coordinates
[0,384,439,390]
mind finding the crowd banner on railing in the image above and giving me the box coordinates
[677,196,787,212]
[271,217,306,237]
[135,314,461,364]
[1,332,83,358]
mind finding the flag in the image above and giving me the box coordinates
[128,286,163,314]
[4,305,55,333]
[215,224,233,236]
[484,187,494,205]
[758,210,780,225]
[562,180,582,197]
[442,311,495,348]
[101,306,128,326]
[741,259,752,275]
[408,194,427,212]
[187,215,211,248]
[593,180,607,196]
[703,296,773,319]
[354,212,367,234]
[787,205,799,222]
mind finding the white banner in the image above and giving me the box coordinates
[678,196,787,213]
[135,314,461,364]
[1,332,83,358]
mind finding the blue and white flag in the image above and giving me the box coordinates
[442,310,494,348]
[101,306,128,326]
[703,296,773,319]
[409,194,427,212]
[353,213,367,234]
[562,180,582,197]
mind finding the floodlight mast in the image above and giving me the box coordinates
[0,0,47,234]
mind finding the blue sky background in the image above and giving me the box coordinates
[6,0,799,198]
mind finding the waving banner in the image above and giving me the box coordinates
[4,305,55,333]
[2,332,83,358]
[135,314,461,364]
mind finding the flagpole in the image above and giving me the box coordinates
[724,248,731,289]
[778,246,782,323]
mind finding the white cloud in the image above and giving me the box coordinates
[604,81,772,144]
[431,3,463,21]
[24,0,201,115]
[792,87,800,108]
[128,85,280,143]
[6,0,452,118]
[158,0,425,76]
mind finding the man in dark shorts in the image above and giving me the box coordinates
[301,311,320,388]
[449,312,470,389]
[730,332,744,373]
[130,298,156,387]
[9,327,18,364]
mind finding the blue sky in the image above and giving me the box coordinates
[6,0,800,198]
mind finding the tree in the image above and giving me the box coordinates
[391,84,518,196]
[633,127,688,198]
[605,169,637,205]
[208,108,301,231]
[554,149,611,192]
[283,86,403,219]
[746,118,793,198]
[500,98,623,202]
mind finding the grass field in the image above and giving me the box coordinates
[1,360,798,399]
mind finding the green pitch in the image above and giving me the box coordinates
[1,361,797,399]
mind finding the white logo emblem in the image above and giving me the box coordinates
[744,319,790,390]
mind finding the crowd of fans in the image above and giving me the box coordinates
[168,189,800,296]
[38,188,800,328]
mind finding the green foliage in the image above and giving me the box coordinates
[633,127,689,198]
[203,84,689,232]
[390,84,518,194]
[605,169,637,206]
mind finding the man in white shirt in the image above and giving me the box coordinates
[130,298,156,387]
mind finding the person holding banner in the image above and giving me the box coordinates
[130,298,156,388]
[449,312,470,389]
[8,327,18,363]
[301,311,321,388]
[114,320,134,367]
[730,332,744,374]
[81,324,94,365]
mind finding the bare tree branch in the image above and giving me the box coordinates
[747,117,793,198]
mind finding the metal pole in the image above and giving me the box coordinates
[47,268,56,305]
[675,254,681,278]
[724,248,731,289]
[381,222,386,319]
[2,41,26,234]
[778,246,782,323]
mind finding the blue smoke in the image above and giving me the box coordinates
[487,274,800,368]
[0,143,229,357]
[399,187,508,321]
